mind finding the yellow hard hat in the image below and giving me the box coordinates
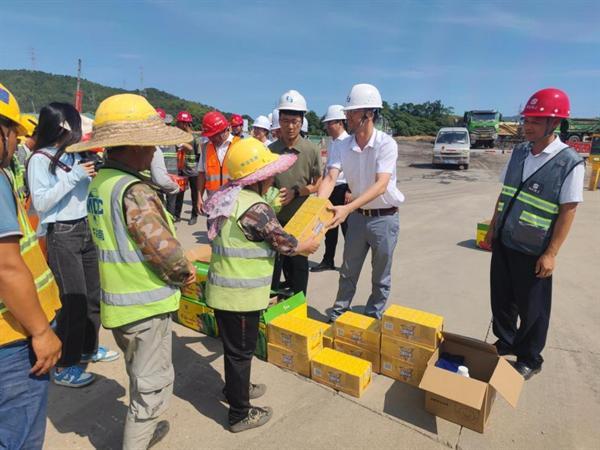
[0,83,27,136]
[67,93,192,152]
[226,137,279,180]
[19,113,38,137]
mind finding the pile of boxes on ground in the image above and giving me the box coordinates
[176,249,523,433]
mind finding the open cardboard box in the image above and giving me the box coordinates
[418,332,524,433]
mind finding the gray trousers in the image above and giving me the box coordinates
[112,314,174,450]
[331,212,399,320]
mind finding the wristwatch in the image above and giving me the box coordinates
[293,186,301,198]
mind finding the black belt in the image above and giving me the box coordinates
[357,207,398,217]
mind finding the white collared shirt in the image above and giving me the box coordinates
[328,129,405,209]
[499,137,584,204]
[216,134,234,165]
[327,131,349,185]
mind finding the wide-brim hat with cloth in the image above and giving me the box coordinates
[205,137,296,240]
[66,94,192,153]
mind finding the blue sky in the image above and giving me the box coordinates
[2,0,600,117]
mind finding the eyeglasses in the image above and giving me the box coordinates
[279,118,302,127]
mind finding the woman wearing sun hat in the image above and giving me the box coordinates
[68,93,196,449]
[204,137,320,433]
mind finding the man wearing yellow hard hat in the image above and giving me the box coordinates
[68,93,196,449]
[204,138,319,433]
[0,83,62,449]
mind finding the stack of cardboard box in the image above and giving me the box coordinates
[267,314,324,377]
[333,311,381,373]
[380,305,444,387]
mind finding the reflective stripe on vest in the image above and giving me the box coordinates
[161,145,179,175]
[0,169,61,346]
[494,143,583,255]
[87,169,179,309]
[205,190,275,312]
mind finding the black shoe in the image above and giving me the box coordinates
[493,340,513,356]
[188,216,198,226]
[513,362,542,380]
[229,407,273,433]
[148,420,170,449]
[222,383,267,403]
[310,261,335,272]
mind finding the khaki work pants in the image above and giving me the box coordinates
[113,314,174,450]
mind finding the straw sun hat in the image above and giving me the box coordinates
[67,94,192,153]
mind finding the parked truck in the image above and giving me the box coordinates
[558,118,600,142]
[463,110,501,148]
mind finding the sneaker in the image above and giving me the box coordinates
[188,216,198,226]
[222,383,267,402]
[81,346,120,363]
[52,366,96,388]
[310,261,335,272]
[148,420,170,449]
[229,407,273,433]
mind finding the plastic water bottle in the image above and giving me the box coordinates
[457,365,470,378]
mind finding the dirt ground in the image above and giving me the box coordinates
[44,141,600,449]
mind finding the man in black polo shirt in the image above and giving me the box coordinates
[269,89,322,296]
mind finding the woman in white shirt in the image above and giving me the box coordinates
[28,103,118,388]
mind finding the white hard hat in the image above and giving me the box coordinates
[277,89,308,112]
[253,115,271,131]
[271,109,280,130]
[301,117,308,133]
[267,112,273,122]
[322,104,346,122]
[344,83,383,110]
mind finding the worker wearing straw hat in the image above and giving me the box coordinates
[68,94,196,449]
[204,138,319,433]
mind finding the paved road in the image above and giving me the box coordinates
[44,144,600,449]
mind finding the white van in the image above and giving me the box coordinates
[432,127,471,169]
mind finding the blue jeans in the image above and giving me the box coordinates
[0,340,49,450]
[331,212,400,320]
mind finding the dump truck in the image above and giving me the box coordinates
[463,110,501,148]
[558,118,600,142]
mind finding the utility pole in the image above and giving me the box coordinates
[30,47,36,70]
[75,58,83,112]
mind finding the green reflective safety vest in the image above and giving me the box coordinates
[494,143,583,256]
[87,168,180,328]
[9,154,27,202]
[161,144,179,175]
[205,189,276,312]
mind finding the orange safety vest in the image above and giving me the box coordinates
[204,136,240,192]
[0,169,61,347]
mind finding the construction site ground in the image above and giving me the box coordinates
[45,141,600,449]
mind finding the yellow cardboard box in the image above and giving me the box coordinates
[302,317,334,349]
[335,340,380,373]
[334,311,381,352]
[381,305,443,350]
[380,354,426,387]
[283,197,334,256]
[380,334,434,368]
[267,343,322,378]
[268,315,324,355]
[286,302,308,318]
[311,348,372,398]
[177,297,218,337]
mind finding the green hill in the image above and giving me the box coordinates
[0,69,244,129]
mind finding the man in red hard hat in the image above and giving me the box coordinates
[196,111,241,213]
[230,114,245,138]
[173,111,201,225]
[484,88,584,380]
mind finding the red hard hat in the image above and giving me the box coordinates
[155,107,166,120]
[176,110,193,123]
[230,113,244,126]
[202,111,229,137]
[522,88,570,118]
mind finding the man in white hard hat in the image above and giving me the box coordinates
[311,105,350,272]
[270,90,323,296]
[318,84,404,320]
[251,115,272,147]
[270,109,280,142]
